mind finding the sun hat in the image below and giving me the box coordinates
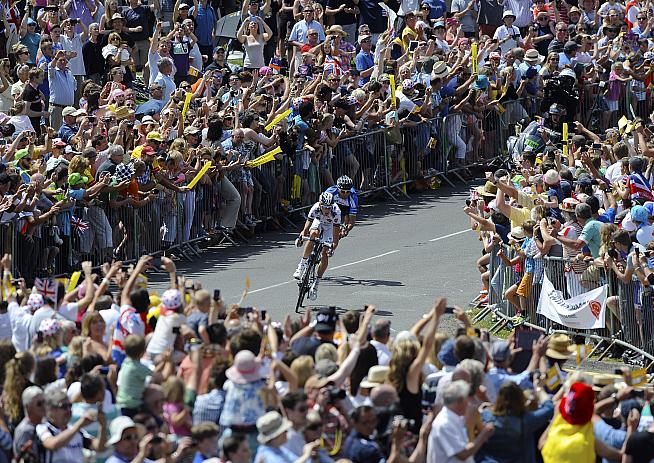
[560,382,595,425]
[38,318,60,337]
[112,163,135,184]
[472,74,489,90]
[110,12,124,21]
[161,288,183,311]
[561,197,580,212]
[476,181,498,198]
[256,411,292,444]
[315,359,338,377]
[226,350,263,384]
[141,115,157,125]
[146,131,164,142]
[107,416,136,446]
[184,126,201,136]
[524,49,543,65]
[114,106,134,121]
[544,169,561,185]
[68,172,89,187]
[546,333,575,359]
[27,292,44,311]
[503,9,516,18]
[62,106,84,117]
[431,61,450,79]
[509,226,526,241]
[631,205,650,223]
[592,374,616,392]
[326,25,347,36]
[360,366,391,389]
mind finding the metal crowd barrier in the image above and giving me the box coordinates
[473,250,654,369]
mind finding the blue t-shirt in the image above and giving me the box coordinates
[190,4,216,47]
[355,51,374,86]
[421,0,447,19]
[292,115,309,150]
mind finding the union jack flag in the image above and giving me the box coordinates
[470,190,480,202]
[627,173,654,202]
[34,277,57,301]
[71,216,90,235]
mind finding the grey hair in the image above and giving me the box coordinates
[158,57,174,71]
[17,64,29,74]
[459,359,485,393]
[21,386,43,407]
[45,388,67,408]
[442,380,470,406]
[108,144,124,158]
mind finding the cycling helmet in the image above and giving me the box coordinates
[319,192,334,206]
[548,103,566,116]
[336,175,353,190]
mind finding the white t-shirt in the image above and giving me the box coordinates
[8,302,31,352]
[493,24,521,55]
[61,34,85,76]
[148,51,177,85]
[99,304,120,344]
[370,340,391,366]
[427,407,473,463]
[605,161,624,183]
[146,312,186,356]
[637,225,654,246]
[36,422,89,463]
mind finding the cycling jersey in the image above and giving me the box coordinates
[325,185,359,216]
[308,203,342,244]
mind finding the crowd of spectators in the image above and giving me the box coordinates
[2,0,654,462]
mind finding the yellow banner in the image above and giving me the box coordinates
[265,109,292,132]
[562,122,568,156]
[67,271,81,294]
[545,363,562,390]
[575,343,592,366]
[389,75,396,108]
[186,161,212,190]
[244,146,283,168]
[181,91,193,122]
[471,42,478,75]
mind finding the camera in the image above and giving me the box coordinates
[607,248,619,259]
[326,385,346,403]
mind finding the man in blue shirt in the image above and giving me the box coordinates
[355,34,374,86]
[58,107,83,142]
[47,50,76,130]
[189,0,216,58]
[289,6,325,48]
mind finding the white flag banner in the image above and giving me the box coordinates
[537,273,607,329]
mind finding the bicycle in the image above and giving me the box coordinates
[295,235,332,313]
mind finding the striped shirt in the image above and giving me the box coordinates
[192,388,225,425]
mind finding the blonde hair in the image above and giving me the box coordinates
[290,355,315,389]
[162,376,186,404]
[68,155,89,175]
[81,311,104,337]
[428,332,450,368]
[68,335,85,358]
[4,351,35,422]
[388,338,421,393]
[315,343,338,363]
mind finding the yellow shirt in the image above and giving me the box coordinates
[541,414,595,463]
[509,205,532,229]
[401,28,417,49]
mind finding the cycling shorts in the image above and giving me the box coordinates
[310,219,334,244]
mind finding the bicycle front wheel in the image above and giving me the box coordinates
[295,254,315,313]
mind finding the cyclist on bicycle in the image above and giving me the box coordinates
[325,175,359,237]
[293,191,342,300]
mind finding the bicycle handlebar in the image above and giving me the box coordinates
[298,235,333,248]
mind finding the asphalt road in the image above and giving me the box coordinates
[151,183,482,331]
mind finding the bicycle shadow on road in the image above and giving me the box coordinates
[324,275,404,287]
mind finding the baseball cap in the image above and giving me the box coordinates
[560,382,595,425]
[314,306,337,333]
[146,131,164,142]
[14,149,29,161]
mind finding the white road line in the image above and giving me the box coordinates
[249,280,294,294]
[328,250,400,271]
[429,229,469,242]
[248,231,469,295]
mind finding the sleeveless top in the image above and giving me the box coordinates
[398,383,422,432]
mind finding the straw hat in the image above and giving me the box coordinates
[256,411,292,444]
[592,374,617,392]
[360,366,390,389]
[546,333,575,359]
[326,25,347,37]
[476,181,498,198]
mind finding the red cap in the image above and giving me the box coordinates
[141,146,156,155]
[559,382,595,425]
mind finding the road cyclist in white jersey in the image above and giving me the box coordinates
[293,191,342,300]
